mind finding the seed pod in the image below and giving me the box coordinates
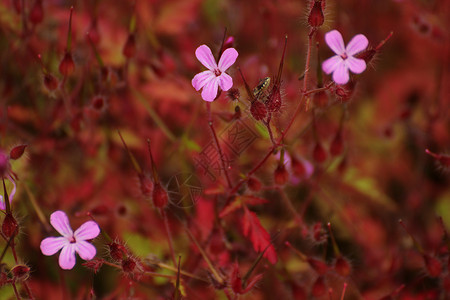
[153,183,168,208]
[313,142,327,163]
[2,213,18,238]
[44,73,58,91]
[330,132,343,156]
[59,52,75,76]
[423,254,442,278]
[123,34,136,58]
[122,258,137,273]
[311,276,326,297]
[334,256,351,277]
[274,164,289,185]
[11,264,30,281]
[29,0,43,25]
[308,1,324,28]
[109,242,128,261]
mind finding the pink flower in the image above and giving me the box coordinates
[322,30,368,85]
[192,45,238,102]
[0,177,16,210]
[40,211,100,270]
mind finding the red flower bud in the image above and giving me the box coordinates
[123,34,136,58]
[274,164,289,185]
[308,1,324,28]
[311,276,326,297]
[82,258,104,274]
[2,213,18,238]
[227,88,240,101]
[250,101,267,121]
[122,258,137,273]
[423,254,442,278]
[43,73,58,91]
[59,52,75,76]
[334,256,351,277]
[9,145,27,160]
[247,177,262,192]
[11,264,30,281]
[313,142,327,163]
[138,174,153,199]
[109,242,128,261]
[266,88,282,112]
[330,132,343,156]
[29,0,43,25]
[307,257,328,275]
[153,183,168,208]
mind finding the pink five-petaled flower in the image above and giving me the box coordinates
[192,45,238,102]
[322,30,368,85]
[40,211,100,270]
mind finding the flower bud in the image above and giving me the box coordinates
[11,264,30,281]
[43,73,58,91]
[122,258,137,273]
[266,88,282,112]
[152,183,168,208]
[9,145,27,160]
[109,242,128,261]
[59,52,75,76]
[311,276,326,297]
[247,177,262,192]
[2,213,18,238]
[423,254,442,277]
[123,34,136,58]
[313,142,327,163]
[227,88,240,101]
[334,256,351,277]
[138,174,153,199]
[223,36,235,50]
[274,164,289,185]
[250,101,267,121]
[29,0,43,25]
[82,258,104,274]
[330,132,343,156]
[307,257,328,275]
[308,1,324,28]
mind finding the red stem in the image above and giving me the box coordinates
[206,102,232,188]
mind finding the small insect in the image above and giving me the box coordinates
[253,77,271,99]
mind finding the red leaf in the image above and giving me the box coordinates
[242,207,277,264]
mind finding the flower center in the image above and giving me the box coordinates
[340,52,348,60]
[214,69,222,76]
[69,236,76,243]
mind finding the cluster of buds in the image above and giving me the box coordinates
[108,241,142,278]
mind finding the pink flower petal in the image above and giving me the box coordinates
[0,196,4,210]
[50,211,73,238]
[195,45,218,70]
[192,70,215,91]
[74,221,100,241]
[322,55,342,74]
[201,77,219,102]
[325,30,345,55]
[346,34,369,56]
[75,240,97,260]
[218,48,238,71]
[59,243,76,270]
[40,237,68,256]
[218,73,233,91]
[346,56,367,74]
[332,63,350,85]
